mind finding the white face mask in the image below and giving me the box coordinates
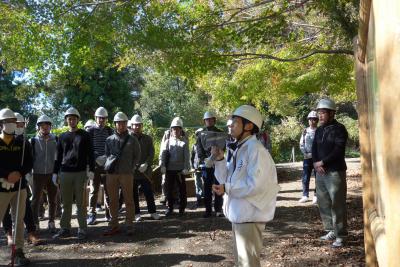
[15,127,25,136]
[2,123,17,135]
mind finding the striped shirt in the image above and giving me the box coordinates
[88,126,113,158]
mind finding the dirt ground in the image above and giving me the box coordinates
[0,158,365,267]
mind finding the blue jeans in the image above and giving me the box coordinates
[194,170,204,203]
[202,167,223,214]
[302,158,316,197]
[316,171,348,237]
[133,178,157,214]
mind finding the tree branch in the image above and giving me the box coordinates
[211,49,354,62]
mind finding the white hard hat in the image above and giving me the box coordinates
[203,111,216,120]
[232,105,263,129]
[95,107,108,117]
[170,117,183,128]
[226,118,233,126]
[84,119,96,128]
[307,111,318,119]
[14,113,25,123]
[316,98,336,111]
[0,108,16,121]
[64,107,80,118]
[113,112,129,122]
[130,114,143,124]
[37,115,53,125]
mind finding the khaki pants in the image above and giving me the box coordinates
[59,171,87,230]
[106,174,134,228]
[0,189,27,249]
[232,222,264,267]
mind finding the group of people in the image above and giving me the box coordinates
[0,97,348,267]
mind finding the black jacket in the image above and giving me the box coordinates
[54,129,95,173]
[0,135,33,192]
[312,119,348,172]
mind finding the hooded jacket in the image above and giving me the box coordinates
[214,135,279,223]
[31,133,57,175]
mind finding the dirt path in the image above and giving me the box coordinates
[0,159,365,266]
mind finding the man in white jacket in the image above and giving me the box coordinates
[211,105,279,267]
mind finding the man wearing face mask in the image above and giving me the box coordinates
[30,115,58,234]
[53,107,95,240]
[0,108,33,266]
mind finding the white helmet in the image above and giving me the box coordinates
[170,117,183,128]
[84,119,96,129]
[37,115,53,125]
[130,114,143,124]
[226,118,233,126]
[64,107,80,118]
[203,111,216,120]
[232,105,263,130]
[316,98,336,111]
[0,108,16,121]
[307,111,318,119]
[113,112,129,122]
[14,113,25,123]
[95,107,108,117]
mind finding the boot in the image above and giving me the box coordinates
[15,248,30,266]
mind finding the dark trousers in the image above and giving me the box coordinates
[3,188,36,234]
[31,173,58,224]
[202,167,223,214]
[89,166,110,215]
[165,170,187,212]
[133,178,157,214]
[302,158,316,197]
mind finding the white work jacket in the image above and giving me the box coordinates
[214,135,279,223]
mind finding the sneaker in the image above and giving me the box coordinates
[135,214,143,222]
[15,248,30,266]
[27,232,44,246]
[48,221,56,233]
[165,209,175,216]
[77,229,87,240]
[103,226,120,236]
[216,212,224,217]
[298,196,308,203]
[332,237,344,248]
[53,228,71,239]
[96,204,103,212]
[87,214,97,225]
[203,212,212,218]
[312,196,318,205]
[150,213,161,220]
[105,209,111,222]
[320,231,336,241]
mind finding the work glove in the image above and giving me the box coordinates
[160,166,166,174]
[138,163,148,173]
[25,173,33,187]
[87,171,95,180]
[52,174,59,186]
[181,169,189,176]
[204,157,214,168]
[0,178,14,190]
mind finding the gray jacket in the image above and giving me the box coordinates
[105,132,141,175]
[160,136,190,171]
[31,134,57,175]
[299,127,316,159]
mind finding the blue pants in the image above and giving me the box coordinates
[302,158,316,197]
[316,171,348,237]
[202,167,223,214]
[133,178,157,214]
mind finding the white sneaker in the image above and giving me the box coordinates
[298,196,308,203]
[312,196,318,204]
[135,214,143,222]
[332,237,344,247]
[320,231,336,241]
[150,213,161,220]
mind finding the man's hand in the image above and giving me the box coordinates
[212,184,225,196]
[52,174,59,186]
[204,157,214,168]
[7,171,22,184]
[181,169,189,175]
[210,146,224,161]
[160,166,166,174]
[87,171,95,180]
[138,163,148,173]
[313,161,325,175]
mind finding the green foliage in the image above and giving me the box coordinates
[336,114,359,148]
